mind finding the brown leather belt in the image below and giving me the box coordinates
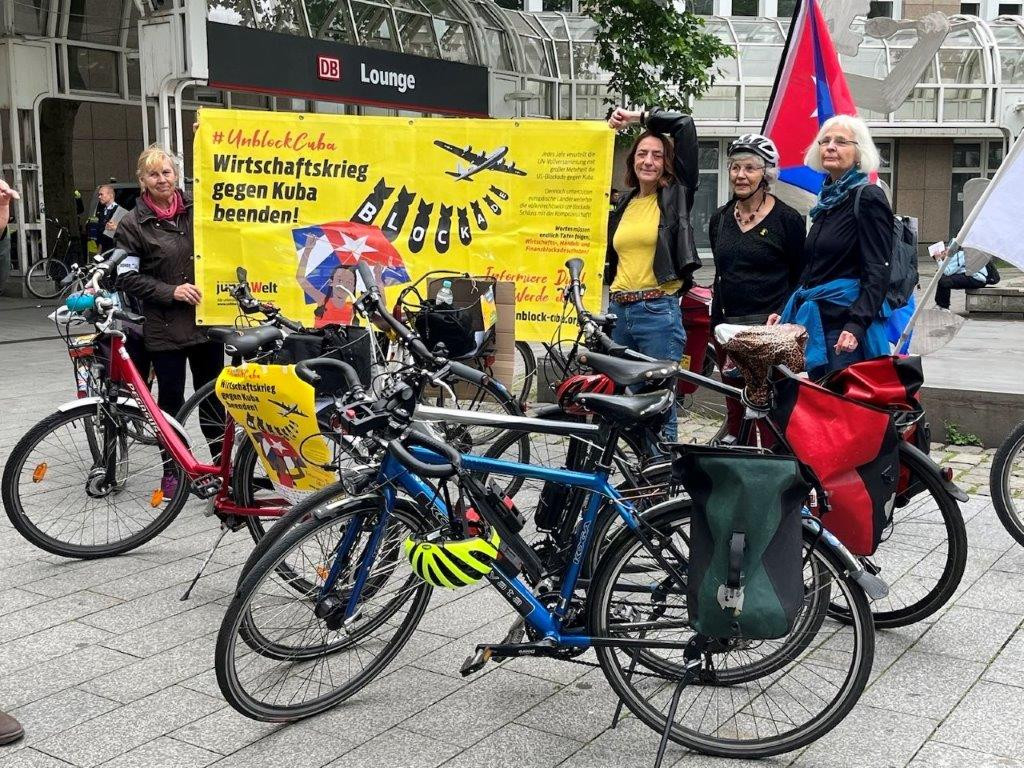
[608,289,669,305]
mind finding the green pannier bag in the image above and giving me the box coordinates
[673,446,810,640]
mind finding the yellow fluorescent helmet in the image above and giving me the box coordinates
[404,529,500,589]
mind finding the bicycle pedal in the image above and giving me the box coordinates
[190,475,222,500]
[460,646,492,677]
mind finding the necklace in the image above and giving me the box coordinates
[734,190,766,227]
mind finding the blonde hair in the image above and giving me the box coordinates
[803,115,881,175]
[135,145,178,191]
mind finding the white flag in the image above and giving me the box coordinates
[960,131,1024,272]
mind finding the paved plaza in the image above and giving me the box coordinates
[2,303,1024,768]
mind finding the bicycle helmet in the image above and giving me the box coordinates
[404,528,501,589]
[728,134,780,168]
[556,373,615,416]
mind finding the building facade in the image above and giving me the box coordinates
[1,0,1023,275]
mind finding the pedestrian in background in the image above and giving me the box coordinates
[933,247,999,310]
[95,184,122,253]
[770,114,893,379]
[605,106,702,442]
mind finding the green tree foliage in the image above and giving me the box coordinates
[580,0,734,115]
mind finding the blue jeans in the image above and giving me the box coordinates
[608,297,686,442]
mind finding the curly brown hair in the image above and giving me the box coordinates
[624,131,676,190]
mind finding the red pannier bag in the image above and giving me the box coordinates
[772,370,900,556]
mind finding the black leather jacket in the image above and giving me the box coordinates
[605,108,702,291]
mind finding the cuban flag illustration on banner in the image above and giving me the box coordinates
[762,0,859,195]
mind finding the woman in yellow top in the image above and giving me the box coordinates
[606,107,702,441]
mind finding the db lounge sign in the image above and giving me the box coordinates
[207,22,488,117]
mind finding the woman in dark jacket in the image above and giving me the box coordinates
[770,115,893,379]
[710,134,805,437]
[605,107,702,441]
[115,145,224,496]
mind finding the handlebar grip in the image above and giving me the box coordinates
[387,438,458,479]
[295,357,364,392]
[447,360,489,387]
[565,258,584,282]
[100,248,130,274]
[591,330,628,357]
[277,314,304,333]
[355,260,378,293]
[113,309,145,325]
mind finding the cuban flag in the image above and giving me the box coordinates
[291,221,410,305]
[762,0,859,196]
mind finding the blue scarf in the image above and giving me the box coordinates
[780,278,891,372]
[809,168,868,220]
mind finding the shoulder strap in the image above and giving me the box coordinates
[853,184,866,219]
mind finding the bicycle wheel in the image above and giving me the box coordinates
[2,402,190,558]
[25,258,71,300]
[175,380,227,465]
[589,501,874,760]
[425,371,525,450]
[836,448,967,628]
[215,497,432,721]
[992,419,1024,547]
[512,340,537,405]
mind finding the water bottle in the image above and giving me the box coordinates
[436,280,454,307]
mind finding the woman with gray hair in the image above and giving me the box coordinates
[769,114,893,379]
[710,134,804,436]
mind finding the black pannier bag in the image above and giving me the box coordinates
[673,445,810,640]
[278,328,372,395]
[413,301,477,359]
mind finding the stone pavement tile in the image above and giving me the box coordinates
[324,727,461,768]
[23,554,158,599]
[36,685,224,767]
[3,644,139,709]
[200,723,357,768]
[0,748,76,767]
[78,583,221,635]
[951,545,1006,605]
[790,705,937,768]
[0,590,123,643]
[991,545,1024,575]
[0,620,114,677]
[9,687,120,743]
[861,649,985,719]
[378,629,459,678]
[515,667,621,743]
[956,569,1024,615]
[983,628,1024,689]
[99,601,226,658]
[179,668,223,699]
[81,636,216,703]
[965,505,1019,552]
[171,705,287,756]
[97,736,222,768]
[89,555,233,602]
[869,625,929,684]
[0,586,51,615]
[913,605,1022,663]
[416,586,517,640]
[410,614,519,679]
[439,723,582,768]
[908,742,1024,767]
[303,665,467,741]
[403,667,561,748]
[935,682,1024,759]
[501,651,597,686]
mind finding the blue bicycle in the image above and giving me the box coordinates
[214,268,876,760]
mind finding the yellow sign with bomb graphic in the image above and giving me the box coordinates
[193,109,613,341]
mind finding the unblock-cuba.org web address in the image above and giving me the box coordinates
[516,310,563,323]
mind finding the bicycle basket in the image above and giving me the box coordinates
[277,327,372,392]
[407,276,498,359]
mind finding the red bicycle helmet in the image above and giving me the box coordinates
[556,373,615,415]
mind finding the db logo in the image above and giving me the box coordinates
[317,55,341,81]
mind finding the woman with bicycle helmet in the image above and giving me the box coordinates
[710,135,805,437]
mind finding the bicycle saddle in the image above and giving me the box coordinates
[206,327,238,344]
[715,324,807,407]
[220,326,285,360]
[577,350,678,387]
[572,389,674,426]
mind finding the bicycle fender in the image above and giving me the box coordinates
[899,441,969,503]
[56,397,192,449]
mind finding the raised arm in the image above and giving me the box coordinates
[296,233,327,305]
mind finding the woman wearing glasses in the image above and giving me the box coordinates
[769,115,893,379]
[711,134,805,436]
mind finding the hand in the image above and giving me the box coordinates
[834,330,859,354]
[173,283,202,305]
[607,108,641,130]
[0,178,20,207]
[915,12,949,40]
[104,220,116,231]
[931,248,948,262]
[766,313,781,326]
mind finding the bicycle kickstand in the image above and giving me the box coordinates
[652,635,708,768]
[180,524,231,601]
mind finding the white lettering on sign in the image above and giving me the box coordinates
[359,63,416,94]
[317,55,340,81]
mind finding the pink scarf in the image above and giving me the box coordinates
[142,190,186,221]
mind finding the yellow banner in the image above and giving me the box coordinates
[215,363,335,505]
[193,108,612,341]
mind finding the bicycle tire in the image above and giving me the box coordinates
[589,499,874,760]
[512,340,537,405]
[215,497,432,721]
[25,258,71,300]
[1,402,189,558]
[992,419,1024,547]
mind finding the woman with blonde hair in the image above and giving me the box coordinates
[115,144,224,496]
[769,114,893,379]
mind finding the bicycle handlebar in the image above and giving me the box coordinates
[388,430,461,479]
[295,357,365,395]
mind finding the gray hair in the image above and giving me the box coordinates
[803,115,881,175]
[728,151,779,189]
